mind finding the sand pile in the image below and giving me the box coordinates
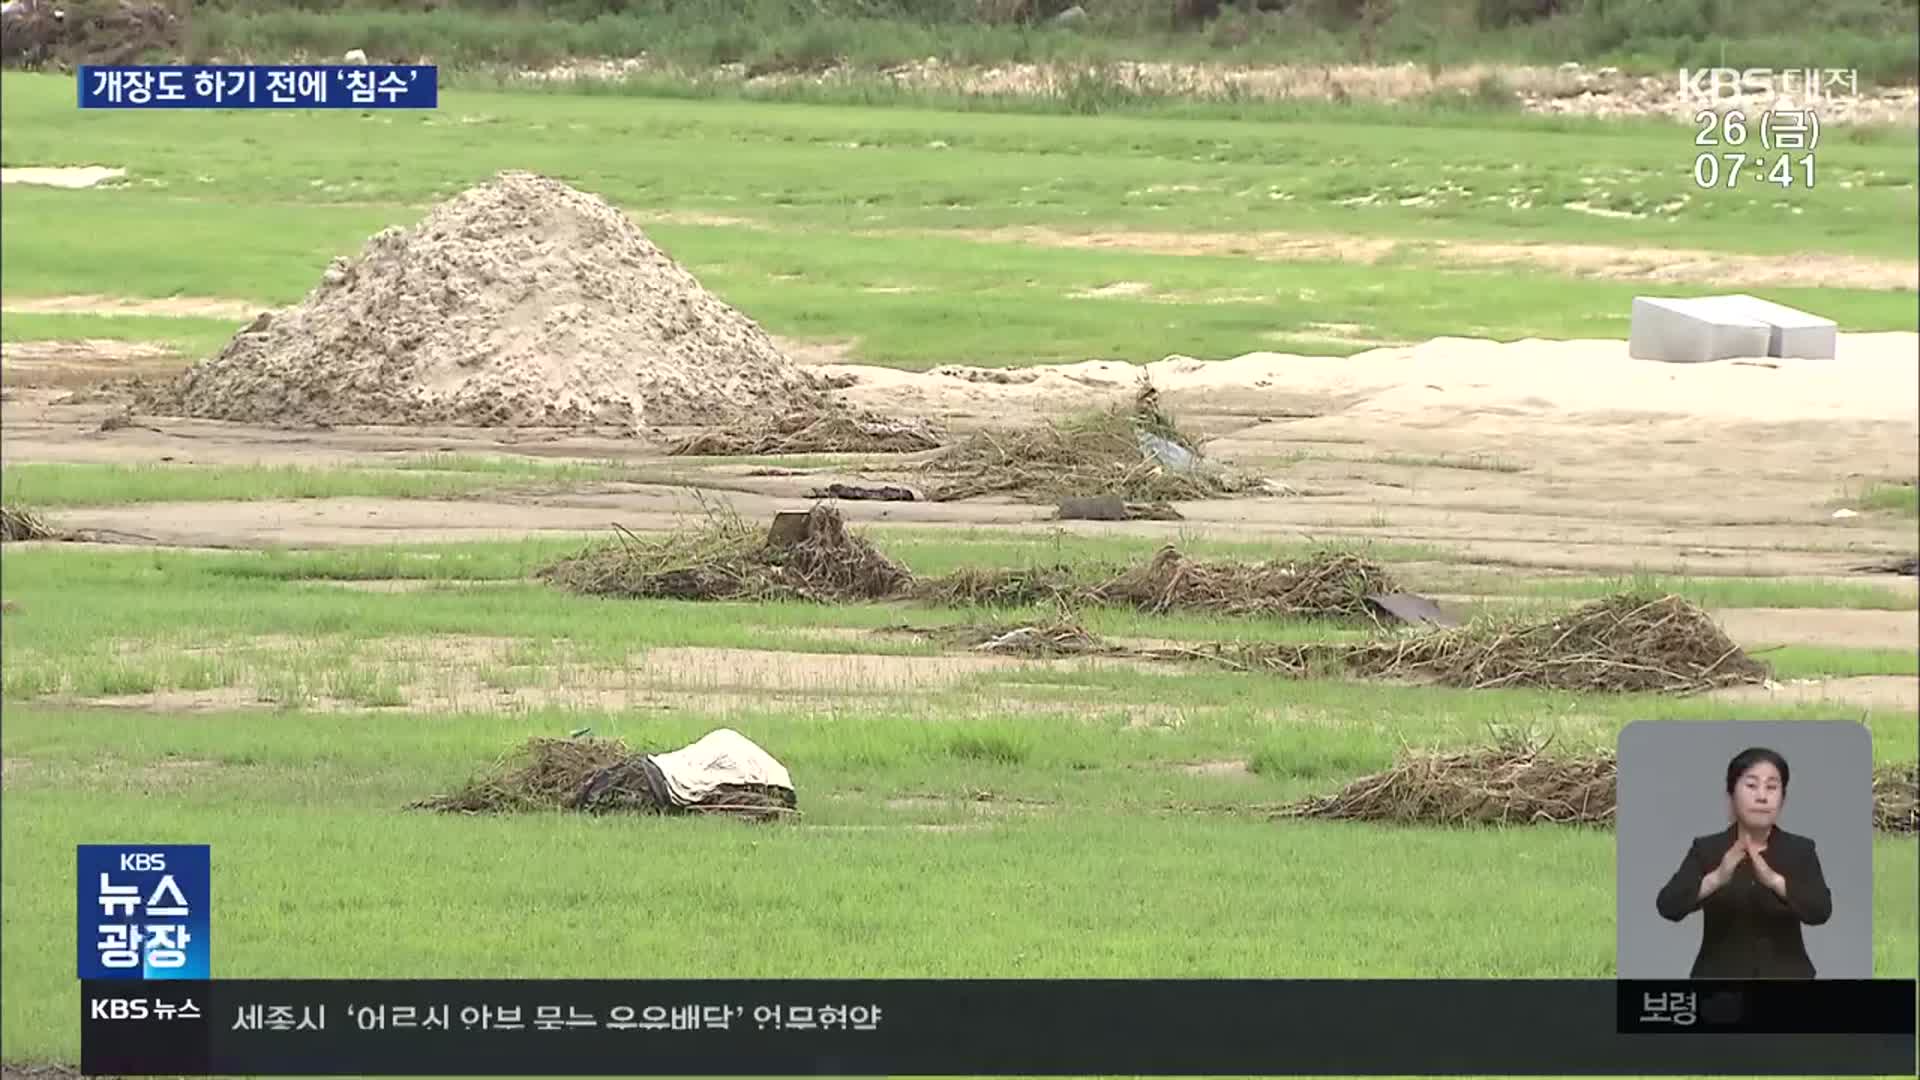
[145,171,827,430]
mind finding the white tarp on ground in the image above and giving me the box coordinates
[649,729,794,807]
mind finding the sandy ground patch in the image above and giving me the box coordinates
[1179,759,1254,777]
[1709,608,1919,651]
[2,339,190,388]
[1069,280,1155,299]
[634,646,1155,692]
[65,637,1164,715]
[941,227,1918,290]
[308,579,523,593]
[1707,675,1918,711]
[3,294,266,320]
[0,166,125,189]
[2,330,1913,585]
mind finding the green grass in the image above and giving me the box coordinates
[5,72,1912,367]
[1858,481,1920,518]
[0,311,244,358]
[4,533,1917,1065]
[3,542,1914,704]
[4,74,1914,256]
[1764,645,1920,680]
[0,459,651,508]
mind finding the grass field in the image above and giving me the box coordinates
[2,18,1917,1074]
[2,537,1917,1064]
[3,71,1917,368]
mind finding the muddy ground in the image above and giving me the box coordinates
[4,329,1917,576]
[4,317,1917,715]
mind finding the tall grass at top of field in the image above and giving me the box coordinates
[173,0,1920,88]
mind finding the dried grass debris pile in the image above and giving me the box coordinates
[916,545,1396,620]
[1211,593,1767,694]
[412,729,796,822]
[0,506,54,542]
[666,409,945,456]
[1873,762,1918,834]
[921,380,1271,502]
[1277,737,1618,827]
[537,502,910,603]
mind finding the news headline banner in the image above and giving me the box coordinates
[77,66,437,109]
[82,978,1915,1076]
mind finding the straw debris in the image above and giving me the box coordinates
[914,546,1395,620]
[922,379,1270,502]
[667,408,945,456]
[1,506,55,542]
[1277,736,1618,827]
[1873,762,1918,834]
[538,500,910,603]
[1337,594,1768,693]
[878,608,1108,658]
[411,737,634,814]
[410,736,796,821]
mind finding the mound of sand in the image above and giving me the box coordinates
[148,171,827,430]
[821,333,1920,427]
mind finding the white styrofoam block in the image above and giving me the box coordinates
[1709,293,1838,359]
[1628,296,1772,364]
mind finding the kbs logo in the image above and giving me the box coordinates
[1679,68,1859,101]
[77,845,210,981]
[91,998,151,1020]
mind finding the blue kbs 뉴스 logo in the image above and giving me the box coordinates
[77,845,209,980]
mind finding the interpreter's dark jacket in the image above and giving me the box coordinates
[1655,825,1832,979]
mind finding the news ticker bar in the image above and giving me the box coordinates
[83,978,1915,1076]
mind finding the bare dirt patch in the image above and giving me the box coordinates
[1180,759,1254,777]
[957,226,1396,264]
[309,578,523,594]
[75,634,1161,714]
[0,166,125,189]
[949,227,1916,290]
[4,330,1914,583]
[79,688,264,712]
[3,294,265,319]
[1,339,189,388]
[635,646,1147,692]
[1069,280,1155,299]
[1711,608,1918,652]
[1707,675,1919,712]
